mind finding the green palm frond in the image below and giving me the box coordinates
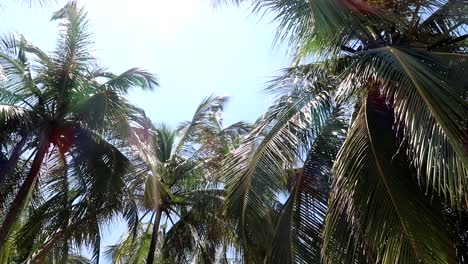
[71,129,131,205]
[214,1,468,263]
[445,207,468,261]
[122,200,141,242]
[143,174,173,211]
[124,110,157,172]
[99,68,159,92]
[219,121,251,140]
[265,63,333,96]
[256,0,364,57]
[153,123,176,164]
[112,96,246,263]
[197,120,252,179]
[162,190,234,264]
[175,95,229,155]
[341,47,468,207]
[0,1,159,261]
[15,132,134,262]
[0,33,27,63]
[430,52,468,93]
[71,89,131,131]
[0,105,31,128]
[66,254,91,264]
[223,71,336,261]
[0,158,28,210]
[324,93,456,264]
[50,1,94,73]
[419,0,468,37]
[0,36,39,108]
[215,0,400,59]
[266,107,347,264]
[105,224,153,264]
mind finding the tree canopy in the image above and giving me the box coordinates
[0,0,467,263]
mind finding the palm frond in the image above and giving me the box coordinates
[0,35,40,108]
[71,128,131,206]
[215,0,397,59]
[98,68,159,92]
[49,0,94,110]
[429,51,468,94]
[419,0,468,37]
[153,123,176,164]
[122,200,140,242]
[175,95,229,155]
[266,107,347,264]
[340,46,468,208]
[0,1,160,260]
[223,72,335,261]
[16,131,132,261]
[0,158,29,212]
[51,1,93,63]
[220,121,251,140]
[143,174,173,211]
[324,93,456,264]
[0,105,31,128]
[105,225,152,264]
[162,190,235,263]
[70,89,131,132]
[126,108,157,169]
[66,254,91,264]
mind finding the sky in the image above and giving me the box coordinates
[1,0,290,261]
[1,0,290,126]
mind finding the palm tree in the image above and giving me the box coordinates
[2,109,155,262]
[217,0,468,263]
[0,0,158,255]
[106,96,250,264]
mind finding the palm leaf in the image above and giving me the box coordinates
[98,68,159,92]
[51,0,94,70]
[0,35,40,108]
[0,105,31,128]
[175,95,229,156]
[214,0,397,59]
[419,0,468,37]
[324,92,456,264]
[162,190,234,263]
[105,225,153,264]
[223,72,335,261]
[266,107,347,264]
[340,46,468,207]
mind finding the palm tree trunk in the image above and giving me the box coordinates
[0,139,48,250]
[146,210,162,264]
[0,135,29,186]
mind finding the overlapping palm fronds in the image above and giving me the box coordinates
[0,1,158,261]
[107,96,251,264]
[216,0,468,263]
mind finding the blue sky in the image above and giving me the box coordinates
[1,0,290,261]
[2,0,290,126]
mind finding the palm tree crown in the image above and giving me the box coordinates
[216,0,468,263]
[107,95,250,264]
[0,1,158,261]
